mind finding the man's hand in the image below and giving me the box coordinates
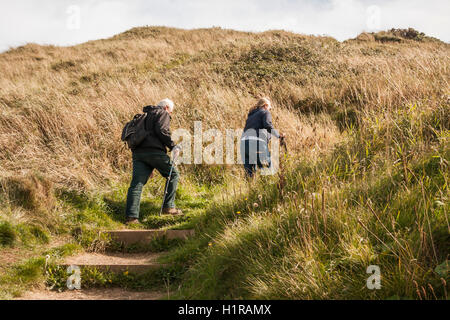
[172,145,182,159]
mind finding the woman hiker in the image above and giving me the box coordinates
[240,97,285,178]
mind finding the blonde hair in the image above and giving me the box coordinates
[249,97,271,113]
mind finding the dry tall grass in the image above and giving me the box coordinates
[0,27,447,192]
[0,26,449,300]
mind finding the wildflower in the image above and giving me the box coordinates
[208,242,213,247]
[253,203,259,208]
[124,271,129,276]
[237,211,241,215]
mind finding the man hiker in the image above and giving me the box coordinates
[125,98,183,225]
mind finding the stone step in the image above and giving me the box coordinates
[104,229,195,246]
[62,252,165,274]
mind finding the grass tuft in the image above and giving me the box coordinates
[0,222,16,247]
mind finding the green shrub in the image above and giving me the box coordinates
[334,107,359,131]
[0,222,16,247]
[45,243,82,259]
[14,258,46,283]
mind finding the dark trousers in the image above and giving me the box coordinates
[240,139,271,178]
[125,151,179,219]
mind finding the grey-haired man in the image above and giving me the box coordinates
[125,98,182,224]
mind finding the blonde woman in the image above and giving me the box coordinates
[240,97,284,177]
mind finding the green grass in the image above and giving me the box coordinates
[45,264,183,293]
[0,257,46,299]
[0,222,16,247]
[45,243,83,259]
[1,111,447,299]
[0,170,223,298]
[0,221,50,248]
[1,26,448,300]
[156,105,449,300]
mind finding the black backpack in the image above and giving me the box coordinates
[121,113,148,150]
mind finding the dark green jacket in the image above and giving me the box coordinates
[133,106,176,153]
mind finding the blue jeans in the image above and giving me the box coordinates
[240,139,271,178]
[125,151,179,219]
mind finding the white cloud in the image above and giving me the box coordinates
[0,0,448,52]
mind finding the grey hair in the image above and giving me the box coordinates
[157,98,174,112]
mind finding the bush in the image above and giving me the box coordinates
[334,108,359,131]
[0,222,16,247]
[51,60,77,71]
[14,258,46,282]
[1,174,55,212]
[293,97,335,114]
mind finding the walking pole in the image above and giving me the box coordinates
[277,135,288,197]
[159,152,179,216]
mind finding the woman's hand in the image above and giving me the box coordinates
[279,133,287,148]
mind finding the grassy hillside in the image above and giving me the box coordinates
[0,26,448,299]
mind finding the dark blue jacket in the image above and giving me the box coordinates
[242,108,280,143]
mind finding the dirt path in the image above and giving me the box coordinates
[17,288,165,300]
[0,236,70,268]
[9,229,191,300]
[64,252,162,265]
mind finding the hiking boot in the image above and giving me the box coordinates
[126,218,141,225]
[162,208,184,216]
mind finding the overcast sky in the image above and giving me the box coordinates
[0,0,448,52]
